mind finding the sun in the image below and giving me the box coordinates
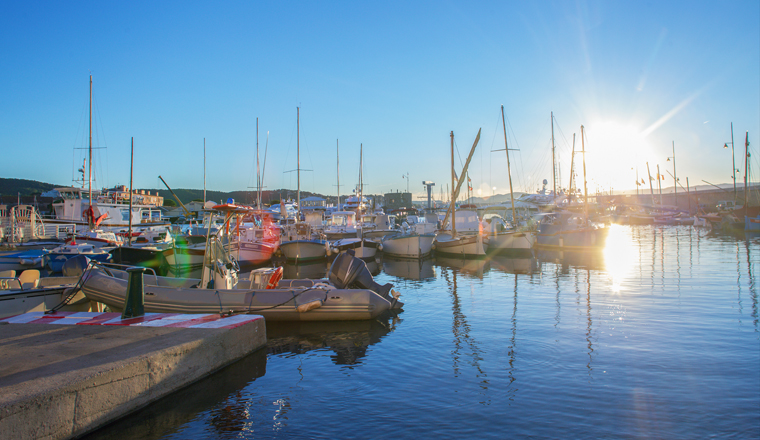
[580,121,655,193]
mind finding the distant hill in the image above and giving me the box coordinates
[0,178,331,205]
[0,178,60,196]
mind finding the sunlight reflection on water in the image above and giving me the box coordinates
[603,224,638,292]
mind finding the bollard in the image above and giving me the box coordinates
[122,267,149,319]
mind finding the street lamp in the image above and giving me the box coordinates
[723,122,738,201]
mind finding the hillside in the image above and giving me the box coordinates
[0,178,329,205]
[0,178,60,196]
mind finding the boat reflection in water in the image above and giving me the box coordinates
[434,255,490,278]
[488,254,538,275]
[80,349,268,440]
[281,259,330,280]
[266,313,401,365]
[381,255,435,281]
[536,249,606,272]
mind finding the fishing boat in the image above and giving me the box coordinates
[486,105,535,254]
[433,130,487,258]
[278,108,329,262]
[360,214,399,241]
[80,237,402,321]
[280,222,329,262]
[42,241,112,273]
[47,77,166,231]
[331,237,379,260]
[324,211,359,240]
[381,230,436,259]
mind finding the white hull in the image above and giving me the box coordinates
[233,241,278,267]
[279,240,329,261]
[434,233,486,257]
[487,231,534,252]
[381,233,435,259]
[80,265,398,321]
[332,238,378,259]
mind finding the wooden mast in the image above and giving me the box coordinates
[336,139,340,210]
[203,138,206,204]
[297,107,300,217]
[128,137,134,246]
[551,111,556,197]
[451,131,456,237]
[646,162,655,205]
[745,131,750,210]
[442,129,481,232]
[501,106,517,224]
[256,118,260,209]
[568,133,576,196]
[581,125,588,220]
[88,75,93,229]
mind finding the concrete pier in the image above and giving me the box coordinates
[0,311,266,439]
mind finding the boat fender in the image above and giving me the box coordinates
[431,243,436,250]
[377,243,383,251]
[296,298,323,313]
[266,267,284,289]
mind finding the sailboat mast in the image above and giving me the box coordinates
[336,139,340,209]
[256,118,260,209]
[297,107,300,216]
[581,125,588,220]
[203,138,206,204]
[745,131,750,210]
[568,133,576,195]
[451,131,456,237]
[657,164,663,205]
[88,75,93,228]
[551,111,556,197]
[646,162,655,205]
[128,137,134,246]
[359,143,363,214]
[672,141,677,207]
[501,105,517,223]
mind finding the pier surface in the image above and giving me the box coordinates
[0,311,266,439]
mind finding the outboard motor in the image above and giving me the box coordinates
[62,254,91,277]
[329,251,393,299]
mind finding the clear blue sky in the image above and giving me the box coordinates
[1,1,758,202]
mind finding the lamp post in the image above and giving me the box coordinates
[723,122,738,201]
[666,141,677,208]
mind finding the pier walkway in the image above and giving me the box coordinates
[0,311,266,439]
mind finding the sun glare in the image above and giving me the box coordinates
[582,121,654,193]
[602,224,637,293]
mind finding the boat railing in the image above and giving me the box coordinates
[43,223,77,239]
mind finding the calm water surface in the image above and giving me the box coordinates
[86,225,759,439]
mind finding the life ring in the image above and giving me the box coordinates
[266,267,283,289]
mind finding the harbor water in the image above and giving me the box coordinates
[84,225,759,439]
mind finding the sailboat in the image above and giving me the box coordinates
[433,130,487,258]
[47,76,166,235]
[330,143,379,259]
[279,107,330,262]
[486,106,534,253]
[535,125,608,250]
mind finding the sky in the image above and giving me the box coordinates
[1,1,758,204]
